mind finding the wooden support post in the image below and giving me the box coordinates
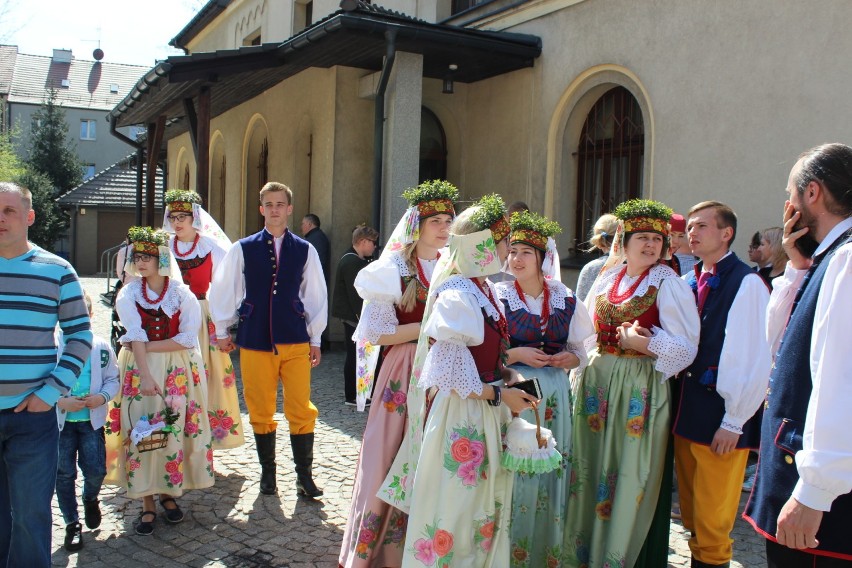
[145,115,166,226]
[195,86,211,208]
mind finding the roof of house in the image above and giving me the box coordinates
[58,155,164,208]
[2,46,149,110]
[170,0,233,51]
[111,1,542,136]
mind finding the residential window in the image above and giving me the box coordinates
[82,164,96,180]
[243,29,261,46]
[80,119,97,140]
[128,125,144,141]
[451,0,485,15]
[573,86,644,248]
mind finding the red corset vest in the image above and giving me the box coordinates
[176,253,212,299]
[593,286,660,357]
[137,305,181,341]
[468,311,503,383]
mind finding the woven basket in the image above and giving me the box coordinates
[127,393,178,453]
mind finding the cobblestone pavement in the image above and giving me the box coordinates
[49,277,766,567]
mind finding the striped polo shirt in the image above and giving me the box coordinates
[0,245,92,409]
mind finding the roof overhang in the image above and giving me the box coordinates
[111,5,541,139]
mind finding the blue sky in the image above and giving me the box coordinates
[4,0,202,68]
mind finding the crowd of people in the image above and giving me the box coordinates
[0,142,849,567]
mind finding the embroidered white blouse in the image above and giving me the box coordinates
[352,252,437,344]
[586,263,700,380]
[418,276,503,398]
[494,279,596,370]
[115,278,202,350]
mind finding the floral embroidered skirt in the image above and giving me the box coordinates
[339,343,416,568]
[401,391,512,568]
[563,353,670,568]
[198,299,244,450]
[509,364,574,567]
[104,348,215,499]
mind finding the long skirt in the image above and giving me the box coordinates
[339,343,416,568]
[509,364,574,566]
[104,348,215,499]
[401,390,513,568]
[563,353,670,568]
[199,298,244,450]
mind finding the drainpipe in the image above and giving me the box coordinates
[372,30,397,231]
[110,115,144,225]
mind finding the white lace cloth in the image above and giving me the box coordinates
[495,279,596,369]
[419,277,502,398]
[115,279,202,349]
[168,234,227,265]
[353,253,437,344]
[585,264,700,380]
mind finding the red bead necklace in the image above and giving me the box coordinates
[172,233,200,258]
[514,279,551,338]
[416,252,440,289]
[142,277,170,304]
[608,266,651,304]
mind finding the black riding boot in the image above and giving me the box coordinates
[290,433,323,498]
[254,432,277,495]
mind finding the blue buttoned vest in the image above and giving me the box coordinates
[235,229,310,351]
[744,230,852,560]
[673,253,761,449]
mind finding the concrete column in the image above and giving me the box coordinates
[381,51,423,237]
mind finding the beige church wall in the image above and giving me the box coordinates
[185,0,294,53]
[486,0,852,261]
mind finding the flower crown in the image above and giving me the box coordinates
[613,199,673,236]
[401,180,459,219]
[164,189,202,213]
[470,194,509,242]
[509,210,561,252]
[127,226,168,255]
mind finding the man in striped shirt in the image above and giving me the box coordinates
[0,182,92,567]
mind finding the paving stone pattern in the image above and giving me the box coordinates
[49,278,767,566]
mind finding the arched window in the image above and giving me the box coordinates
[574,86,644,246]
[182,164,190,190]
[419,107,447,183]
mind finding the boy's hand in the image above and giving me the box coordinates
[83,394,107,408]
[57,397,87,412]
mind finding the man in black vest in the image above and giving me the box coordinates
[743,144,852,567]
[674,201,771,568]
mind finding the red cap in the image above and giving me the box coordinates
[669,213,686,233]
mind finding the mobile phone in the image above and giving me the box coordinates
[793,232,818,258]
[512,377,543,400]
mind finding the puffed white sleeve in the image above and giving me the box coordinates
[646,276,700,379]
[301,244,328,345]
[716,274,771,433]
[766,262,807,359]
[418,289,486,398]
[793,246,852,511]
[353,258,403,344]
[566,294,596,370]
[115,283,147,344]
[172,285,202,349]
[209,242,245,338]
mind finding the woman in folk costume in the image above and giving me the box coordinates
[339,180,457,567]
[494,211,596,565]
[162,190,244,450]
[105,227,214,536]
[564,200,699,568]
[400,198,540,568]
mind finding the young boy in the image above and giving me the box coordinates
[55,291,120,552]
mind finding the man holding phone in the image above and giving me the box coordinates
[744,143,852,567]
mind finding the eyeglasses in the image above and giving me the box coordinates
[132,253,155,263]
[167,213,192,222]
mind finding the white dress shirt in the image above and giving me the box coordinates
[209,230,328,346]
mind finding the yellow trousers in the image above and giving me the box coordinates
[674,436,749,565]
[239,343,318,435]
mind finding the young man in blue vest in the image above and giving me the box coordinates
[673,201,771,568]
[743,144,852,567]
[211,182,328,498]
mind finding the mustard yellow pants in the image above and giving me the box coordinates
[239,343,318,435]
[674,436,749,565]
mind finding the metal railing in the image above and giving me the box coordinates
[100,242,126,301]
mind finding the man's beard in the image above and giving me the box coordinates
[793,204,820,257]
